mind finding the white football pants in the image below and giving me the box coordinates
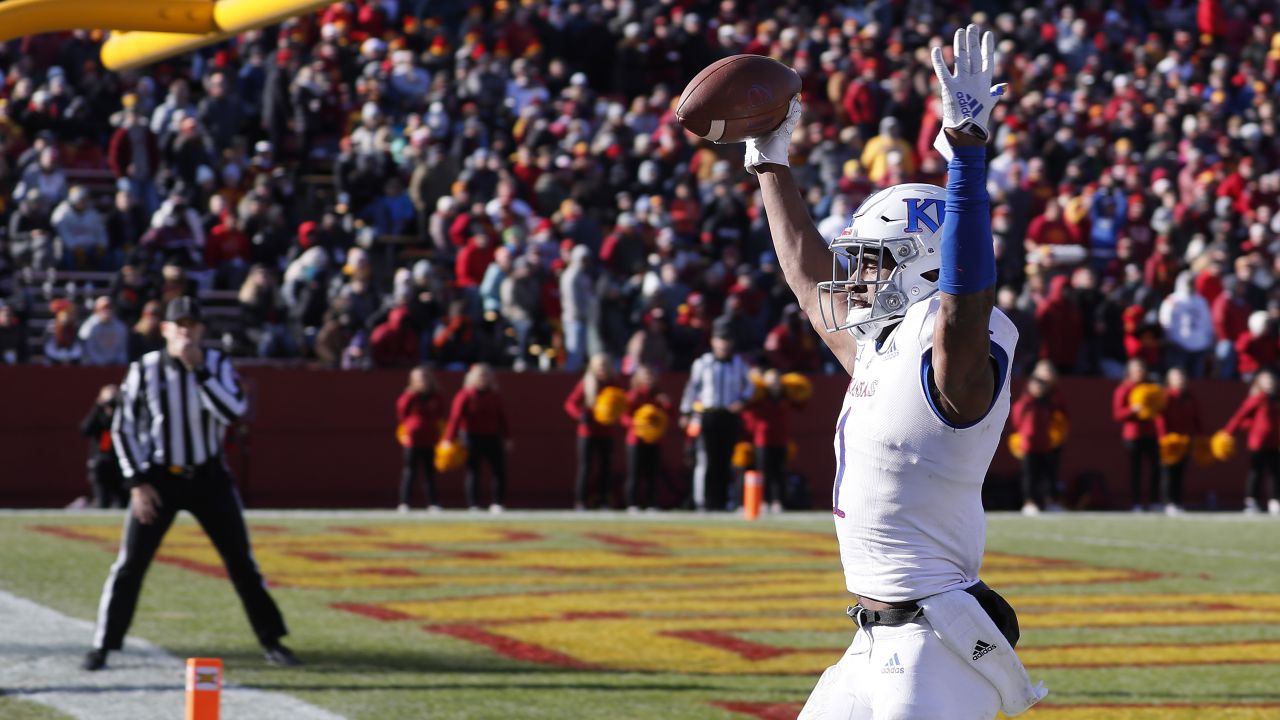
[798,616,1000,720]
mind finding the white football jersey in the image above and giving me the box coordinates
[831,296,1018,602]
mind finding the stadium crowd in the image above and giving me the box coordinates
[0,0,1279,383]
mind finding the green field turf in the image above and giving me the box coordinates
[1,511,1279,719]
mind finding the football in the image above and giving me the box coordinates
[676,54,802,144]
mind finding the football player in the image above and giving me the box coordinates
[742,25,1045,718]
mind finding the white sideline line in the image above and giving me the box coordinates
[0,590,345,720]
[994,531,1280,563]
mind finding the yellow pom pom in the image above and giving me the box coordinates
[592,386,628,425]
[781,373,813,403]
[1128,383,1167,421]
[1007,432,1026,460]
[1210,431,1237,462]
[434,440,468,472]
[732,442,755,469]
[396,422,410,447]
[1048,411,1069,449]
[632,404,669,444]
[1159,433,1190,466]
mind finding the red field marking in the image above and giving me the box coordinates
[330,603,416,621]
[154,554,228,579]
[33,525,115,546]
[584,532,667,551]
[330,526,378,536]
[663,630,791,662]
[713,701,804,719]
[427,624,591,668]
[288,551,345,562]
[356,567,419,577]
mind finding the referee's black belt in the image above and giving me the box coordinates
[162,459,220,479]
[847,602,922,628]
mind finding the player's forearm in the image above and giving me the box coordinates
[934,140,996,418]
[756,165,858,373]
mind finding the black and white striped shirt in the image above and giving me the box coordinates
[680,353,753,414]
[112,348,247,478]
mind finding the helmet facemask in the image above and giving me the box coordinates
[816,232,931,341]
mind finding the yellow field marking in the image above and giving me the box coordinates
[1020,641,1280,667]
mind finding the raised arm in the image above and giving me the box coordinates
[929,25,1007,424]
[748,101,858,376]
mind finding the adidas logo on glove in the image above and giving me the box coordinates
[971,640,996,661]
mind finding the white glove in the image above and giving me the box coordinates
[930,24,1008,161]
[744,95,802,174]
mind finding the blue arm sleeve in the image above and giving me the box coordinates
[938,145,996,295]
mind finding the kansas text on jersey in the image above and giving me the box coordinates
[833,297,1018,602]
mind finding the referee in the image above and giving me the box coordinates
[82,297,300,671]
[680,318,753,511]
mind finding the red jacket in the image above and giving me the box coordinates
[1113,379,1157,440]
[1010,391,1067,454]
[621,386,673,446]
[454,239,495,288]
[370,307,420,368]
[1224,392,1280,451]
[1236,332,1279,377]
[1212,293,1250,342]
[1156,388,1203,437]
[743,391,800,447]
[1035,276,1083,370]
[397,390,444,448]
[444,387,508,441]
[563,378,624,438]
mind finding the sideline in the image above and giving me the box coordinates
[0,590,345,720]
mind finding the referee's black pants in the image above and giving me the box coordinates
[93,462,287,651]
[696,410,740,510]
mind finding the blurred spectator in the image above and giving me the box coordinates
[1113,358,1159,511]
[9,190,58,271]
[0,302,28,365]
[396,366,444,512]
[1158,272,1214,378]
[621,365,671,511]
[78,296,129,365]
[624,308,672,375]
[499,256,540,369]
[564,354,623,510]
[1156,367,1202,516]
[1035,276,1083,374]
[15,147,68,205]
[79,384,125,508]
[560,245,595,372]
[1213,279,1253,379]
[43,301,82,365]
[1236,311,1279,383]
[1222,370,1280,516]
[433,299,480,368]
[238,265,293,358]
[443,363,510,512]
[52,186,108,270]
[1011,361,1066,516]
[370,302,420,368]
[127,300,164,360]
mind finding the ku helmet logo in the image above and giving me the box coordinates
[904,198,945,234]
